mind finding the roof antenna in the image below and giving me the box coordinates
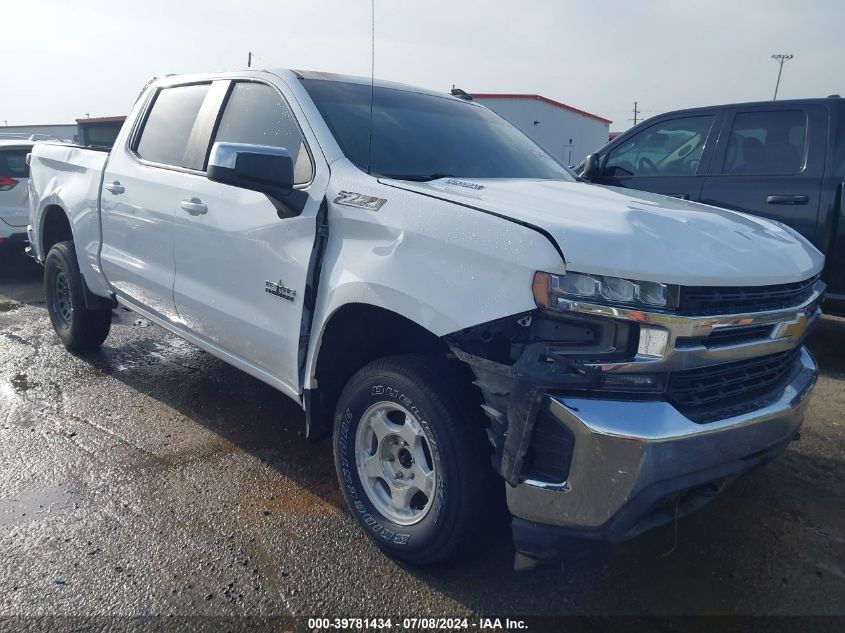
[366,0,375,175]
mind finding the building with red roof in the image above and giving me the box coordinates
[471,93,611,166]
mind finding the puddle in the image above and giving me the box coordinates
[149,338,192,362]
[11,373,35,393]
[0,483,79,528]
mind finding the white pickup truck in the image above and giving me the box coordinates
[27,69,825,564]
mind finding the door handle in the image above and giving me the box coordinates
[766,195,809,205]
[180,198,208,215]
[104,181,125,195]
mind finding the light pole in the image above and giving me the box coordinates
[771,54,794,100]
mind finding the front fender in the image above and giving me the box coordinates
[303,167,566,387]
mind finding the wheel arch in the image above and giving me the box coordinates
[40,204,74,256]
[39,203,116,310]
[304,302,473,441]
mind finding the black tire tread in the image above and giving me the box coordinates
[44,241,112,351]
[334,353,495,565]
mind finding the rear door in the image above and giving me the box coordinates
[0,145,31,229]
[100,81,218,322]
[171,78,327,392]
[699,105,827,244]
[594,112,722,201]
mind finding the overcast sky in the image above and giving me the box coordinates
[4,0,843,131]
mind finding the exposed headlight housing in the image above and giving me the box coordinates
[533,271,680,311]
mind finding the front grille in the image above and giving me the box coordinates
[679,276,818,316]
[675,324,775,349]
[667,349,800,422]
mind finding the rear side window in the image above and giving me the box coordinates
[604,115,715,177]
[212,82,313,184]
[723,110,806,175]
[0,149,30,178]
[82,125,122,149]
[135,84,210,167]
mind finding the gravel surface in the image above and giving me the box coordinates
[1,252,843,622]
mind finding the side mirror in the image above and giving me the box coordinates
[581,153,601,181]
[208,142,294,200]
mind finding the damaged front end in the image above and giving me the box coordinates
[447,308,643,487]
[445,271,822,560]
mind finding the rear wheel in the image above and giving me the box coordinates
[44,241,112,351]
[333,355,494,565]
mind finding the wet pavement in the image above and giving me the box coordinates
[1,251,844,620]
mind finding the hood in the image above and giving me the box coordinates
[383,177,824,286]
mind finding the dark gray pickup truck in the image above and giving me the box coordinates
[579,97,845,315]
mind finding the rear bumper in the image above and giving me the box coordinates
[508,346,817,559]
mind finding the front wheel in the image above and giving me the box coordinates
[44,241,112,351]
[333,355,494,565]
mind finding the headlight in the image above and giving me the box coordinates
[533,271,680,310]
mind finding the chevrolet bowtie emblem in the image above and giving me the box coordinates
[775,312,810,341]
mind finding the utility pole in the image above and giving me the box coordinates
[631,101,641,126]
[771,54,794,100]
[248,52,253,68]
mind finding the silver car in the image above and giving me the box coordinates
[0,138,34,252]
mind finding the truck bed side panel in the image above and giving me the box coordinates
[28,143,112,298]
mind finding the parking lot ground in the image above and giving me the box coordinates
[1,252,844,620]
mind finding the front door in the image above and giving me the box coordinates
[596,113,721,202]
[172,79,328,392]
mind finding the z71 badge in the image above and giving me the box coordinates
[265,280,296,302]
[334,191,387,211]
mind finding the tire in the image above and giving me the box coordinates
[333,354,495,565]
[44,241,112,351]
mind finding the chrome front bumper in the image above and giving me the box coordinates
[508,346,817,548]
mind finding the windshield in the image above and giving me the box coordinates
[301,79,575,182]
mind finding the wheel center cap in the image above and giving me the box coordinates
[397,447,413,469]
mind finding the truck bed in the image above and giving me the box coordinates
[28,141,111,294]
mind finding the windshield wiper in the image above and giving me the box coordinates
[379,173,455,182]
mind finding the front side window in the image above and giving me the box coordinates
[212,82,313,185]
[604,115,715,178]
[301,79,573,181]
[135,83,210,167]
[0,149,30,178]
[722,110,806,175]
